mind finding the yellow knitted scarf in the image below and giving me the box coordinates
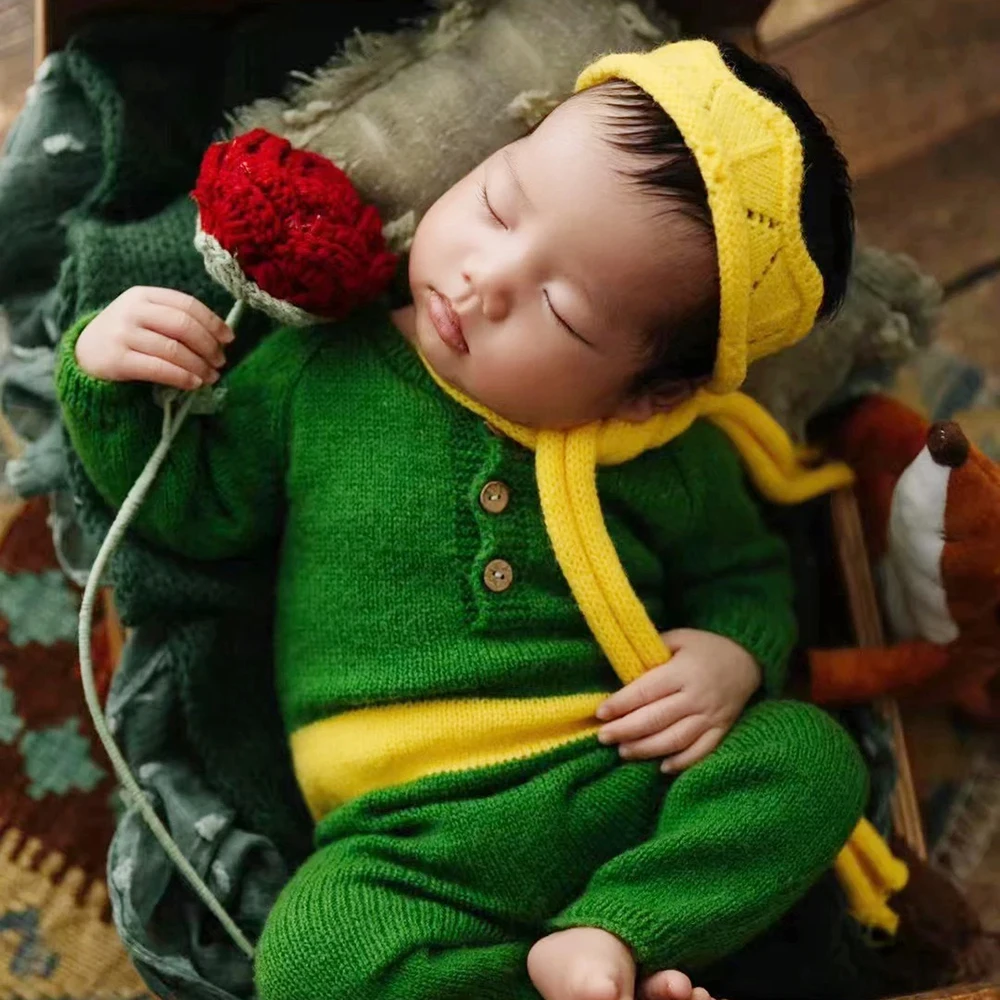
[421,356,908,933]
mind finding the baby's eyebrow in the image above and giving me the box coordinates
[502,150,533,211]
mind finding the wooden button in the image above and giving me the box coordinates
[479,480,510,514]
[483,558,513,593]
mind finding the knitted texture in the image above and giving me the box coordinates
[291,692,607,820]
[419,353,854,689]
[834,817,909,933]
[56,310,797,779]
[254,701,868,999]
[415,350,899,934]
[57,303,874,991]
[55,197,233,333]
[576,41,825,394]
[194,226,321,327]
[192,129,397,322]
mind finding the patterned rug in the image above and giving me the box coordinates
[0,496,149,1000]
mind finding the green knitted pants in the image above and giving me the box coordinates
[255,701,867,1000]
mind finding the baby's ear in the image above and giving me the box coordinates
[614,381,701,423]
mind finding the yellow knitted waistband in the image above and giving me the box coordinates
[291,693,605,821]
[576,40,825,394]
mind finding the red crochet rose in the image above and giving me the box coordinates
[192,129,397,324]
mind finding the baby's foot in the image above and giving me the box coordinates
[639,970,719,1000]
[528,927,636,1000]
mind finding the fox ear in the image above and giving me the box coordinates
[927,421,970,468]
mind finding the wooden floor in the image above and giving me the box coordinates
[760,0,1000,378]
[0,0,32,143]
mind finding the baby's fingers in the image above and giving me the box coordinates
[598,694,688,746]
[117,350,208,391]
[617,714,708,762]
[125,329,220,386]
[133,304,228,368]
[142,288,234,344]
[596,663,682,721]
[660,728,724,774]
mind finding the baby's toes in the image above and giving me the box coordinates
[639,969,693,1000]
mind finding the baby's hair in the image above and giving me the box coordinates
[595,43,855,399]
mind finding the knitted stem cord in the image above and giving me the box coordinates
[78,299,255,959]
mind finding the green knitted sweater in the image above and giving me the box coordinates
[57,307,795,743]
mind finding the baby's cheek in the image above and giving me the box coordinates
[475,359,544,416]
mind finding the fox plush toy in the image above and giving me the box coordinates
[810,394,1000,722]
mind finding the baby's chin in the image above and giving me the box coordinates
[456,380,602,430]
[443,361,612,428]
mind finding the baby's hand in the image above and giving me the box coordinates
[75,286,234,389]
[596,629,761,773]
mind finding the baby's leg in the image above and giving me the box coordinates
[545,701,868,977]
[256,739,663,1000]
[254,833,536,1000]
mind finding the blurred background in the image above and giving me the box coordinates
[0,1,997,998]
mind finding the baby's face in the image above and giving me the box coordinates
[401,91,712,428]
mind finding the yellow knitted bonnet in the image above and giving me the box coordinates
[575,39,825,393]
